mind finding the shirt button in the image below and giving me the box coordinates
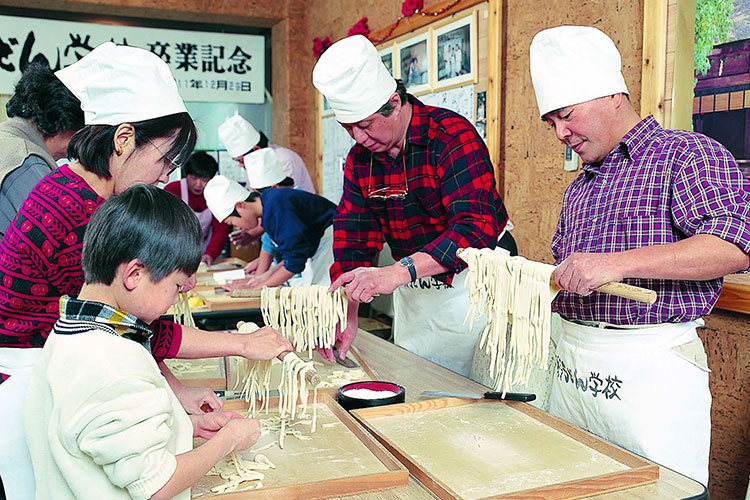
[579,297,584,304]
[592,217,598,224]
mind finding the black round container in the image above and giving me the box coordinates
[337,381,405,411]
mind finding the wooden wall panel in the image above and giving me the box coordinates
[501,0,644,262]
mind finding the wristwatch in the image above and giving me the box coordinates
[400,256,417,282]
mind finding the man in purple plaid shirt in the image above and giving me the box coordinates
[531,26,750,485]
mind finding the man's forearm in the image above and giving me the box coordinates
[615,234,749,281]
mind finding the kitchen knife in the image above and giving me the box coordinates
[421,390,536,402]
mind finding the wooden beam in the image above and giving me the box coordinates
[486,0,502,193]
[670,0,696,130]
[641,0,668,124]
[368,0,486,44]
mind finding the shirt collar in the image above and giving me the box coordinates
[582,115,661,174]
[59,295,154,346]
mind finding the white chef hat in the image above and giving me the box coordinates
[529,26,628,118]
[312,35,397,123]
[218,112,261,158]
[54,42,187,126]
[244,148,286,190]
[204,175,251,222]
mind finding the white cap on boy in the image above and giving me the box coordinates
[218,112,261,158]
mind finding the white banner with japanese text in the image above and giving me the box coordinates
[0,15,265,103]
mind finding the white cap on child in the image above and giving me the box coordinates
[244,148,286,190]
[55,42,187,126]
[204,175,251,222]
[529,26,628,117]
[218,112,261,158]
[312,35,397,124]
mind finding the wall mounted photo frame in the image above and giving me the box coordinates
[378,44,398,79]
[399,31,431,95]
[432,12,477,90]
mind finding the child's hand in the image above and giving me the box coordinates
[190,411,243,439]
[223,418,262,452]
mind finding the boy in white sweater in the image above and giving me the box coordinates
[25,185,260,500]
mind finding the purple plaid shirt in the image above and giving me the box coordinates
[552,116,750,324]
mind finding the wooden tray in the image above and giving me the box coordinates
[352,398,659,500]
[192,394,409,498]
[194,288,261,312]
[225,345,378,396]
[164,357,226,391]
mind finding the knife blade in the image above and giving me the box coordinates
[421,390,536,402]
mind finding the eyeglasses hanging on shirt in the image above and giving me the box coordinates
[366,137,409,200]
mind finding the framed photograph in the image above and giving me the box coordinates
[320,92,334,117]
[476,91,486,123]
[399,31,431,94]
[433,12,477,90]
[378,44,398,79]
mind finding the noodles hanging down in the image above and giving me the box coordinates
[233,321,274,416]
[459,248,552,394]
[260,285,347,355]
[276,352,319,448]
[172,292,195,328]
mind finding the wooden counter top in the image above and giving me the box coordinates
[336,331,707,500]
[715,273,750,315]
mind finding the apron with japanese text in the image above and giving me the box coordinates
[550,318,710,485]
[392,245,510,377]
[0,347,42,500]
[180,179,213,253]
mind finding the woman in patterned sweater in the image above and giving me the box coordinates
[0,43,291,500]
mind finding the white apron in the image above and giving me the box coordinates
[180,179,213,253]
[392,245,510,377]
[549,319,711,485]
[295,225,334,287]
[0,347,42,500]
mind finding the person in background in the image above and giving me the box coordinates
[164,152,231,266]
[312,35,515,374]
[218,112,316,249]
[26,185,260,500]
[529,26,750,484]
[218,111,315,194]
[0,42,291,500]
[0,61,84,237]
[204,174,335,289]
[237,148,297,281]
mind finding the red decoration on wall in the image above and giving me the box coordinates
[347,16,371,38]
[401,0,424,17]
[313,36,332,59]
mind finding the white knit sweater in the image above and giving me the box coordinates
[25,328,192,500]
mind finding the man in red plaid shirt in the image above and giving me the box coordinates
[313,35,514,376]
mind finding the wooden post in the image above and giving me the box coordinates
[641,0,668,124]
[669,0,697,131]
[486,0,503,193]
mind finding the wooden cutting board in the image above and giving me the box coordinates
[353,397,658,500]
[164,357,226,391]
[194,288,261,311]
[191,394,408,498]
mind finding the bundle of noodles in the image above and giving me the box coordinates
[260,285,347,355]
[459,248,552,394]
[172,292,195,328]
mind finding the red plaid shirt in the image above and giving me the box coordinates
[330,95,508,284]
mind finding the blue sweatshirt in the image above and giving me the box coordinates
[260,188,336,274]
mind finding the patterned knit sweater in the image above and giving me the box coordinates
[0,164,181,381]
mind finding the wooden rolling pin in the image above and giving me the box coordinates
[236,320,322,388]
[277,351,322,387]
[456,249,657,305]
